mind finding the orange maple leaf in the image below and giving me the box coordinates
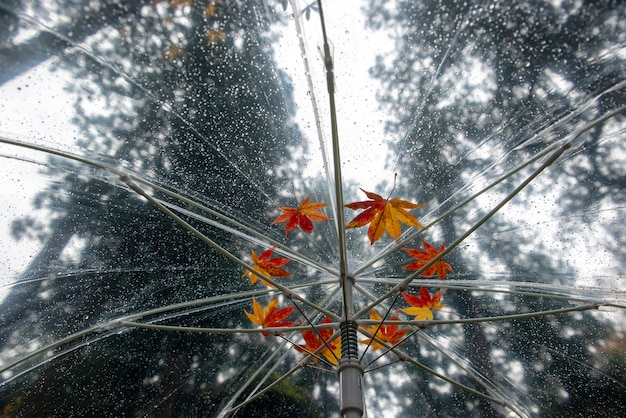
[245,297,297,337]
[294,317,341,365]
[242,247,291,287]
[401,287,446,321]
[359,310,408,350]
[403,239,453,279]
[271,196,332,235]
[344,188,426,244]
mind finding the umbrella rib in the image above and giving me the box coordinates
[354,142,572,319]
[0,323,107,379]
[281,334,337,369]
[0,134,340,278]
[221,285,344,415]
[357,304,602,327]
[121,283,328,323]
[357,292,403,362]
[220,342,295,416]
[353,141,559,275]
[363,340,518,414]
[361,327,420,371]
[153,197,337,276]
[291,299,342,365]
[405,359,522,415]
[415,330,526,415]
[238,339,299,410]
[358,277,626,307]
[0,134,114,171]
[224,335,344,415]
[288,0,337,215]
[120,176,340,320]
[316,0,349,282]
[545,347,626,391]
[363,358,402,373]
[222,363,305,416]
[352,281,414,366]
[354,102,626,276]
[0,285,334,378]
[6,7,278,203]
[118,283,344,335]
[118,321,335,335]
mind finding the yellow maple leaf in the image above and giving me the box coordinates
[345,188,426,244]
[401,287,446,321]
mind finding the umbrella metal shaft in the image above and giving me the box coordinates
[339,320,364,417]
[316,0,364,415]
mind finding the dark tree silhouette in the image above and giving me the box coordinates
[364,0,626,416]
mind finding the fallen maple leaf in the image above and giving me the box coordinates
[271,196,332,235]
[359,310,408,351]
[294,317,341,365]
[403,239,453,279]
[401,287,446,321]
[245,297,297,337]
[242,247,291,287]
[345,188,426,244]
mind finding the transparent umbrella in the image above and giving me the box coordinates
[1,0,625,417]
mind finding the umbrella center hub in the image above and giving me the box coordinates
[339,319,359,359]
[338,320,364,417]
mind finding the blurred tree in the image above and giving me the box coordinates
[0,0,328,415]
[0,0,149,86]
[365,0,625,416]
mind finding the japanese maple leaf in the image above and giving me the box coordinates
[244,297,297,337]
[294,317,341,365]
[242,247,291,287]
[402,239,453,279]
[345,188,426,244]
[271,196,332,235]
[401,287,446,320]
[359,310,408,351]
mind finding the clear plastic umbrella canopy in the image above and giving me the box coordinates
[1,0,625,416]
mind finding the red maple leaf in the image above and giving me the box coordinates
[359,310,408,350]
[271,196,332,235]
[242,246,291,287]
[294,317,341,365]
[402,239,453,279]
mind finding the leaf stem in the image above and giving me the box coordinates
[386,172,398,200]
[120,176,340,321]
